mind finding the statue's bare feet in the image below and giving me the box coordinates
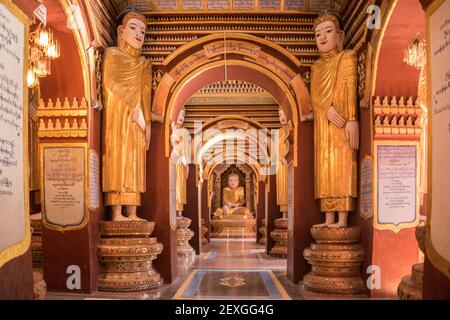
[128,215,147,222]
[313,222,331,228]
[112,215,131,222]
[327,222,347,229]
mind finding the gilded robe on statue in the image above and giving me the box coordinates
[102,44,152,206]
[276,122,292,213]
[222,186,249,216]
[311,49,357,212]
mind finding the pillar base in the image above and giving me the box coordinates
[397,224,425,300]
[303,226,366,295]
[398,263,423,300]
[177,216,195,256]
[258,218,266,246]
[211,216,256,238]
[201,219,208,245]
[270,218,287,258]
[97,221,163,292]
[30,214,43,270]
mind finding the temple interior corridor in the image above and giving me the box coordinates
[1,0,450,304]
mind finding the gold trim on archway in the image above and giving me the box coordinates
[163,59,299,167]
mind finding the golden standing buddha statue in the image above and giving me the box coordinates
[311,12,359,228]
[276,108,293,214]
[102,9,152,221]
[171,108,189,213]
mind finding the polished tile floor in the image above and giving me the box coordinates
[46,239,304,300]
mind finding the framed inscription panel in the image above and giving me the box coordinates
[360,155,373,220]
[374,142,420,232]
[40,144,88,231]
[233,0,254,10]
[88,149,100,210]
[0,0,30,268]
[155,0,179,11]
[182,0,204,10]
[259,0,281,10]
[426,0,450,278]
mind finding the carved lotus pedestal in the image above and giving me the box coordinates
[398,224,425,300]
[30,213,43,270]
[211,215,256,238]
[201,219,208,245]
[97,221,163,292]
[258,218,266,246]
[176,216,195,255]
[270,217,288,258]
[303,226,366,294]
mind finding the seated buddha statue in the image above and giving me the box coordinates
[214,174,251,218]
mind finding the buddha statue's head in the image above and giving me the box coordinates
[228,174,240,189]
[177,108,186,126]
[278,108,287,125]
[117,8,146,50]
[314,11,344,53]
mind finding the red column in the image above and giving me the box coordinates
[256,181,266,243]
[201,181,211,242]
[288,121,320,284]
[183,165,201,254]
[141,122,177,283]
[266,175,280,254]
[422,257,450,299]
[0,250,33,299]
[41,102,103,294]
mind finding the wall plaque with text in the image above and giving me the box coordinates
[426,0,450,278]
[375,144,419,231]
[360,155,373,219]
[183,0,204,10]
[0,1,30,268]
[309,0,331,11]
[259,0,281,10]
[284,0,306,10]
[42,146,86,229]
[208,0,230,10]
[156,0,178,11]
[233,0,254,10]
[89,150,100,210]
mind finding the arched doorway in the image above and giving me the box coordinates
[142,33,317,286]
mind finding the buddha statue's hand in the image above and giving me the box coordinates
[345,121,359,150]
[327,106,346,128]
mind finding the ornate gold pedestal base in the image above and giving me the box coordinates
[33,270,47,300]
[270,218,288,258]
[211,215,256,238]
[97,221,163,292]
[177,216,195,256]
[201,219,208,245]
[31,214,43,269]
[397,224,425,300]
[258,218,266,246]
[398,263,423,300]
[303,226,366,294]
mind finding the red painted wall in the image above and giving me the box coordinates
[374,0,425,98]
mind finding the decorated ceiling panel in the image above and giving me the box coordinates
[114,0,347,13]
